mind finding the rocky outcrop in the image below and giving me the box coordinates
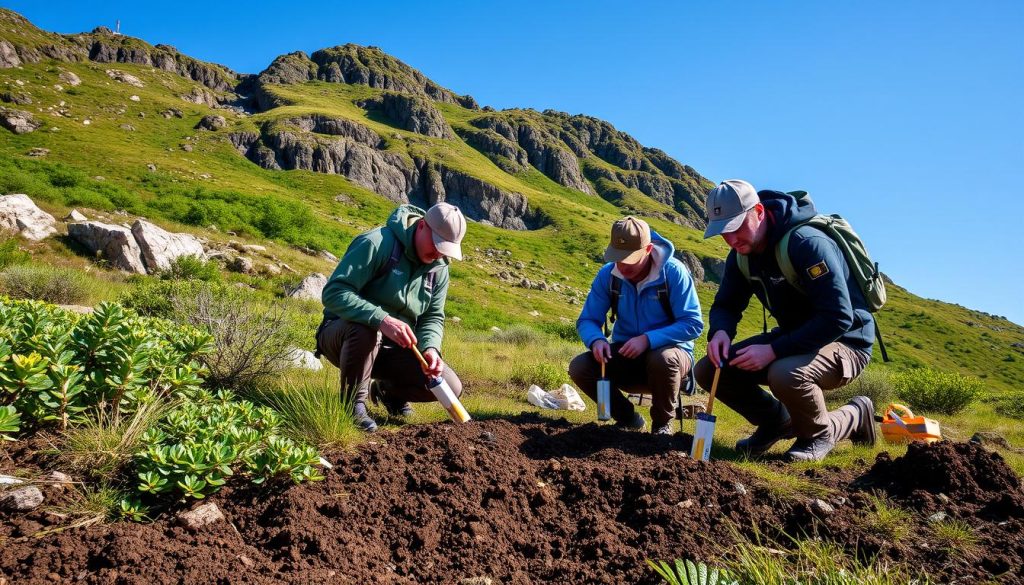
[0,194,57,241]
[674,250,705,283]
[0,106,40,134]
[196,114,226,131]
[252,45,477,110]
[105,68,144,87]
[67,221,147,273]
[421,162,547,230]
[0,39,20,68]
[288,273,328,301]
[357,93,453,139]
[701,256,727,284]
[131,219,206,272]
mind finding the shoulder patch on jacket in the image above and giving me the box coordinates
[806,261,830,280]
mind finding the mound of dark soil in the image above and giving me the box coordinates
[2,417,1023,584]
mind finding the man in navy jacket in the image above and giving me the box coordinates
[695,179,876,461]
[570,217,703,434]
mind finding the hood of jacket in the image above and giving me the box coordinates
[386,204,449,269]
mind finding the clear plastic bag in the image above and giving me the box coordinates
[526,384,586,411]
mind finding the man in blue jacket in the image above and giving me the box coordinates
[695,179,876,462]
[570,216,703,434]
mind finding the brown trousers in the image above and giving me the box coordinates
[694,333,871,441]
[316,319,463,404]
[568,344,693,427]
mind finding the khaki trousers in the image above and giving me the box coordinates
[694,333,870,441]
[316,319,463,405]
[569,344,693,427]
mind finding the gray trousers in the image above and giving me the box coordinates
[693,333,870,441]
[316,319,463,405]
[568,344,693,427]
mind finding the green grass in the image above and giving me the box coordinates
[931,519,980,558]
[258,368,363,451]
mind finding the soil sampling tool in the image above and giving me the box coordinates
[411,346,471,423]
[597,360,611,421]
[878,403,941,444]
[690,365,720,461]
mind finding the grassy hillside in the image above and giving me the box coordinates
[0,8,1021,399]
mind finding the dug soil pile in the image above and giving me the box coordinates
[2,415,1023,584]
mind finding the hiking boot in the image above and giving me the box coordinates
[652,422,674,436]
[614,411,647,431]
[352,402,378,433]
[784,435,835,462]
[384,397,414,418]
[735,419,796,456]
[848,396,877,446]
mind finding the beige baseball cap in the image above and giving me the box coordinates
[604,216,651,263]
[704,179,759,238]
[425,202,466,260]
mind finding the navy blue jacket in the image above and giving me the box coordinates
[708,190,874,357]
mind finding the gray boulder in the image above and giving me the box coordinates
[0,194,57,241]
[196,114,227,131]
[58,70,81,87]
[67,221,147,273]
[228,256,256,275]
[0,106,40,134]
[131,219,206,273]
[105,69,144,87]
[288,273,328,301]
[674,250,705,283]
[286,348,324,371]
[701,256,726,284]
[0,486,44,511]
[0,40,21,68]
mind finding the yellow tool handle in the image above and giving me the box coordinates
[410,345,430,373]
[600,359,606,379]
[707,367,721,415]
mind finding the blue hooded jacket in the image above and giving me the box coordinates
[708,190,875,357]
[577,230,703,354]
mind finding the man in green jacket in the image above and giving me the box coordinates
[317,203,466,432]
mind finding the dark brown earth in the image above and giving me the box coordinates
[2,415,1023,584]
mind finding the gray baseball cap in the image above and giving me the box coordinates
[703,179,759,239]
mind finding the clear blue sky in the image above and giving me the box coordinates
[6,1,1023,324]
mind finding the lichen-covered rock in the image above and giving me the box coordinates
[0,106,40,134]
[195,114,226,131]
[130,219,206,273]
[105,68,144,87]
[288,273,328,301]
[67,221,147,273]
[0,486,44,511]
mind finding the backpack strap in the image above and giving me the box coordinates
[655,277,674,322]
[605,276,621,337]
[371,237,404,285]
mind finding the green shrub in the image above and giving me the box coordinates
[828,369,894,407]
[994,392,1024,419]
[0,264,92,304]
[491,325,545,346]
[0,238,30,270]
[540,320,579,342]
[511,362,569,389]
[890,368,983,414]
[647,559,736,585]
[0,404,20,441]
[134,389,322,502]
[161,255,221,282]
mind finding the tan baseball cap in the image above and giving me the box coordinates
[704,179,759,238]
[425,202,466,260]
[604,216,651,263]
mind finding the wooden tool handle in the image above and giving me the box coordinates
[600,360,605,379]
[410,345,430,373]
[706,367,721,415]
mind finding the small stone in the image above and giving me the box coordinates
[146,163,156,171]
[176,502,224,531]
[119,124,135,131]
[0,486,44,511]
[27,147,49,157]
[181,144,193,152]
[936,493,950,504]
[318,457,333,469]
[0,475,25,485]
[928,511,948,523]
[450,316,462,324]
[676,499,695,508]
[733,482,747,496]
[809,498,835,516]
[490,326,502,333]
[528,310,540,317]
[238,555,255,568]
[129,95,140,102]
[42,471,73,490]
[514,261,525,269]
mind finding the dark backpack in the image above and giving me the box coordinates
[735,191,890,361]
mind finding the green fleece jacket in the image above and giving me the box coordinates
[321,205,450,352]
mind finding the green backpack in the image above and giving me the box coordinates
[735,191,889,360]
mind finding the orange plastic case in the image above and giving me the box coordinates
[880,403,942,444]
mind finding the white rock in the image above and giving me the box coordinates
[0,193,57,241]
[176,502,224,531]
[241,244,266,253]
[809,498,835,516]
[67,221,147,273]
[64,209,87,222]
[286,347,323,371]
[129,95,140,102]
[528,310,540,317]
[318,457,333,469]
[105,69,144,88]
[287,273,327,301]
[0,475,25,485]
[0,486,44,511]
[131,219,205,273]
[58,71,81,87]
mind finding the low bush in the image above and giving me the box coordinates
[890,368,983,415]
[993,392,1024,419]
[829,369,894,407]
[491,325,545,346]
[134,389,322,503]
[0,264,93,304]
[511,362,569,389]
[161,255,221,282]
[0,238,30,270]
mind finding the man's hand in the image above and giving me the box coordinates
[618,334,650,359]
[380,316,417,348]
[591,339,612,364]
[423,348,444,378]
[731,344,777,372]
[707,330,732,368]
